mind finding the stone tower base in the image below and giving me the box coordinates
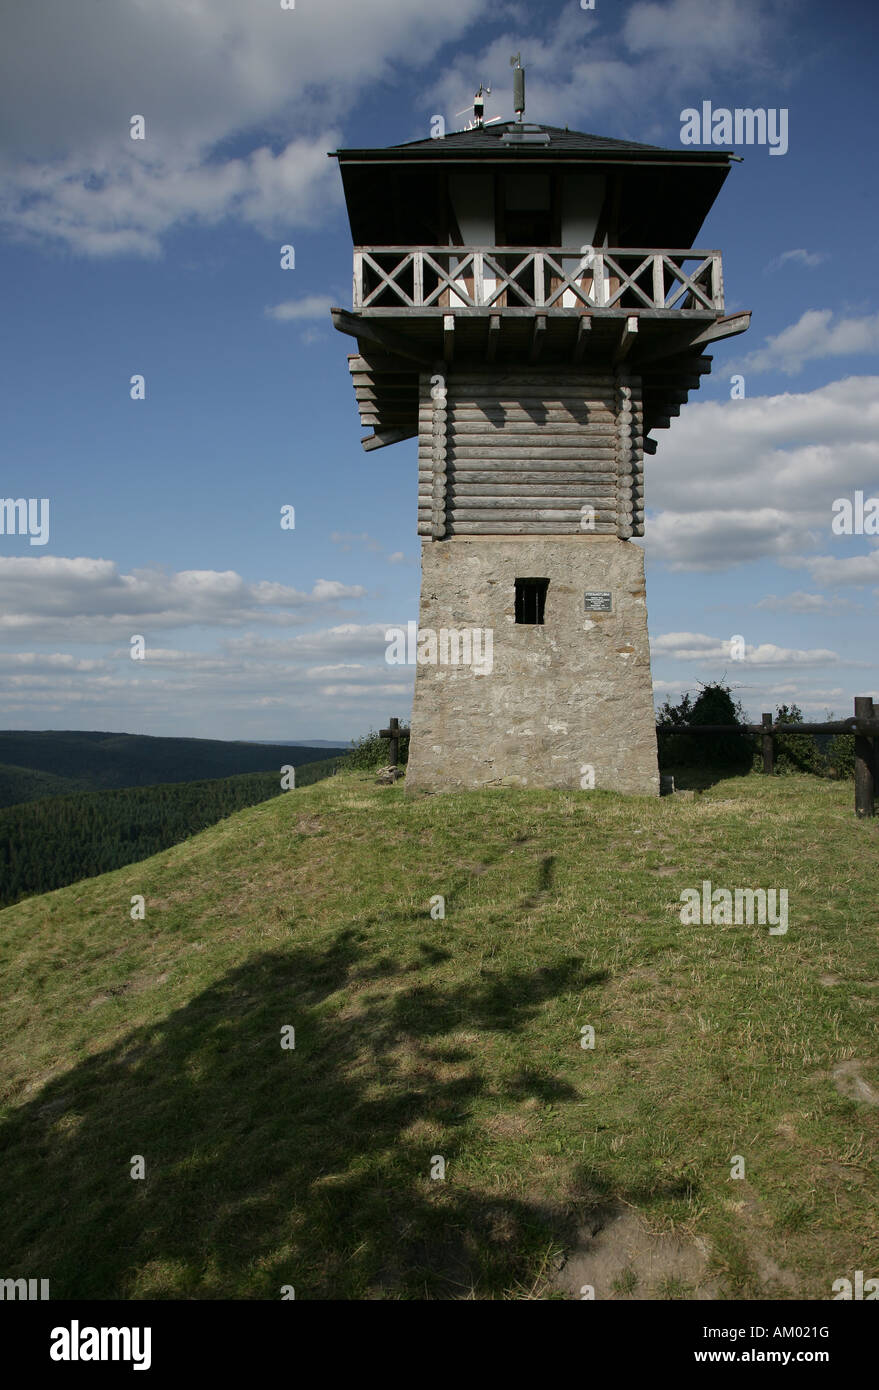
[405,536,659,796]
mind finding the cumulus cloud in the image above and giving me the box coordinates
[734,310,879,375]
[0,0,487,256]
[0,621,415,736]
[644,376,879,570]
[265,296,335,322]
[783,549,879,588]
[756,591,853,613]
[426,0,783,136]
[0,557,366,640]
[651,631,841,666]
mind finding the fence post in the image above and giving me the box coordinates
[761,713,774,775]
[854,695,875,819]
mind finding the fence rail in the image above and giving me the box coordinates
[657,695,878,818]
[353,246,724,313]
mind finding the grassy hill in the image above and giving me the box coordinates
[0,771,876,1299]
[0,730,348,805]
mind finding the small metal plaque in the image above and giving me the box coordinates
[584,591,613,613]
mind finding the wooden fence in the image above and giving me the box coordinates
[378,698,877,819]
[657,695,878,819]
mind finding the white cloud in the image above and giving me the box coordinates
[330,531,384,554]
[426,0,783,135]
[265,296,334,322]
[651,631,840,666]
[0,557,366,640]
[645,376,879,570]
[756,591,853,613]
[0,651,108,672]
[225,624,395,662]
[622,0,775,66]
[0,0,487,256]
[784,549,879,588]
[647,507,809,570]
[734,310,879,376]
[1,133,342,259]
[0,621,416,738]
[766,248,827,272]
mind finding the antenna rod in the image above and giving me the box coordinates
[511,54,525,121]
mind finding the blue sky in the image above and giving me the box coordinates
[0,0,876,741]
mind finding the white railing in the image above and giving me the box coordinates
[353,246,724,313]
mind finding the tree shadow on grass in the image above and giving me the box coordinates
[0,928,606,1300]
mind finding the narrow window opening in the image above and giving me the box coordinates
[515,577,549,625]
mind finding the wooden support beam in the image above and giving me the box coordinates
[450,520,619,534]
[354,387,418,403]
[331,307,433,367]
[761,713,775,775]
[359,407,417,423]
[352,375,416,389]
[642,390,689,407]
[348,350,419,375]
[530,314,546,362]
[573,314,592,363]
[486,314,500,362]
[613,315,639,364]
[443,314,455,362]
[642,374,702,391]
[686,311,751,349]
[362,429,416,452]
[855,695,876,818]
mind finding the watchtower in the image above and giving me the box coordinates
[330,72,749,794]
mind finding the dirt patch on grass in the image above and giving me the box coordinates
[832,1059,879,1106]
[552,1206,718,1299]
[482,1110,531,1140]
[294,816,325,836]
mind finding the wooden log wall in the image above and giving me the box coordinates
[416,367,645,538]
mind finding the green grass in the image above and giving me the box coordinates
[0,770,876,1299]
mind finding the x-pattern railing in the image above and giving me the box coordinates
[353,247,724,312]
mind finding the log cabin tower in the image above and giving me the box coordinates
[330,76,749,794]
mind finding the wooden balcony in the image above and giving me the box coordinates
[353,246,724,316]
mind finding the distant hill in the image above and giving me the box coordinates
[245,739,352,748]
[0,761,94,808]
[0,731,348,807]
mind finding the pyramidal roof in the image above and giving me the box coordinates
[391,122,671,154]
[334,121,728,163]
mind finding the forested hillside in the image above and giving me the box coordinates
[0,759,337,907]
[0,730,348,805]
[0,762,94,808]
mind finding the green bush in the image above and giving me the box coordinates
[772,704,822,775]
[826,732,855,779]
[344,727,410,770]
[658,682,753,771]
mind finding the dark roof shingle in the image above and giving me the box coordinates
[390,122,672,154]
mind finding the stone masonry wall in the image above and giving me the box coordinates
[405,534,659,796]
